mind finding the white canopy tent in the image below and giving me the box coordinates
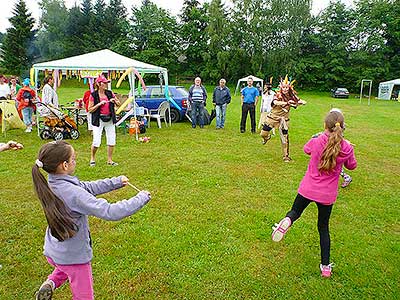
[33,49,176,138]
[234,75,264,95]
[378,79,400,100]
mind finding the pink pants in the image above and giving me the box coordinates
[46,257,94,300]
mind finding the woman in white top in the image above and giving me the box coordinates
[258,82,275,132]
[0,74,11,100]
[42,76,59,108]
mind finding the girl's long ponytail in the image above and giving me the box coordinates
[32,142,77,241]
[318,112,345,172]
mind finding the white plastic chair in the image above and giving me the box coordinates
[149,101,170,128]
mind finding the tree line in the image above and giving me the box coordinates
[0,0,399,93]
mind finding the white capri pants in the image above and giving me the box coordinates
[87,112,93,131]
[92,119,116,147]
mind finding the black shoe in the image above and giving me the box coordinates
[200,125,204,128]
[251,130,256,134]
[192,124,196,128]
[240,130,245,133]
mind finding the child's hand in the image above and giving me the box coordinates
[141,190,151,199]
[8,141,23,150]
[120,175,129,186]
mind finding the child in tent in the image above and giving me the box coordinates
[16,78,36,132]
[32,141,151,299]
[271,109,357,278]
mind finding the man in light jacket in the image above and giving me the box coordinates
[188,77,207,128]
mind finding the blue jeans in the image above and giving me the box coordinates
[191,101,204,127]
[215,104,227,128]
[22,107,34,126]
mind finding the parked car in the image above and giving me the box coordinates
[135,86,189,123]
[331,87,349,98]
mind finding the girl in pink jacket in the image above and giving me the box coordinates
[271,109,357,278]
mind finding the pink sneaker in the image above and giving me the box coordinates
[320,263,334,278]
[271,217,292,242]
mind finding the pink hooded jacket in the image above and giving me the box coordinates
[298,132,357,205]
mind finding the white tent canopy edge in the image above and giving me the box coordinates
[378,78,400,100]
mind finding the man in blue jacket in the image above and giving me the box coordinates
[212,78,231,129]
[188,77,207,128]
[240,77,259,133]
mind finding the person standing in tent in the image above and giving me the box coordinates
[88,75,120,167]
[9,76,21,108]
[16,78,36,133]
[240,77,259,133]
[0,74,11,100]
[42,76,59,108]
[188,77,207,128]
[212,78,231,129]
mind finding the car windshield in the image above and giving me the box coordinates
[337,88,348,92]
[176,87,189,97]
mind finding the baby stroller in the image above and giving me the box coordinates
[37,102,80,141]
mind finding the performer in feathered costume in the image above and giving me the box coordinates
[260,75,306,162]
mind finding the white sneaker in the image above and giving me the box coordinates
[25,126,32,133]
[271,217,292,242]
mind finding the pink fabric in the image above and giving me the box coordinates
[89,94,115,116]
[298,132,357,205]
[46,257,94,300]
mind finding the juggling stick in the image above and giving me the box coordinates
[127,182,141,192]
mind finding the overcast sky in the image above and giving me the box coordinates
[0,0,353,33]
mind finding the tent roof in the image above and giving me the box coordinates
[237,75,264,83]
[33,49,167,73]
[379,79,400,85]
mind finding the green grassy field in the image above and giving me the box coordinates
[0,85,399,299]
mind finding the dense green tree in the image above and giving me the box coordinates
[349,0,400,92]
[63,4,89,56]
[295,1,352,90]
[204,0,230,82]
[105,0,129,50]
[179,0,209,77]
[127,0,179,75]
[90,0,109,48]
[35,0,69,60]
[1,0,35,75]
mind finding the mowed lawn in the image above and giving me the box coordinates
[0,85,399,299]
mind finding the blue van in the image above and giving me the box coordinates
[135,86,189,123]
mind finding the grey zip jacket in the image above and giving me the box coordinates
[43,174,150,265]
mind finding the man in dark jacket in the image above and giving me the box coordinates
[212,78,231,129]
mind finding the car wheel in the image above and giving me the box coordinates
[70,129,80,140]
[40,129,52,140]
[168,108,180,123]
[53,131,64,141]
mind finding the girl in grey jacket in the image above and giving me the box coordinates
[32,141,151,300]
